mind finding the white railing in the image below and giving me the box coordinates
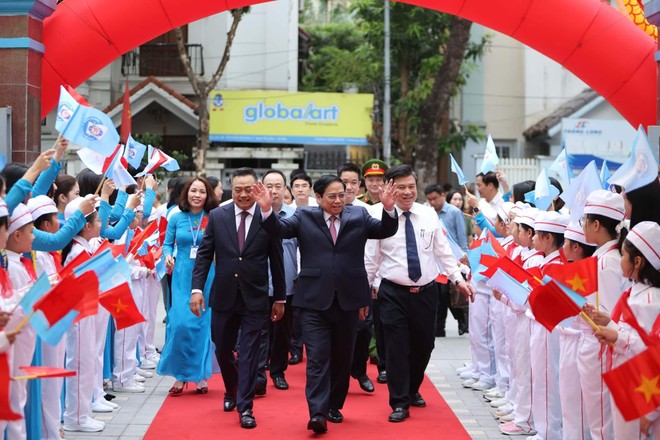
[497,157,540,184]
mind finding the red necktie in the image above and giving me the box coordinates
[20,257,37,282]
[49,251,63,272]
[238,211,248,251]
[329,216,337,244]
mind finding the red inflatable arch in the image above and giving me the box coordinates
[41,0,657,128]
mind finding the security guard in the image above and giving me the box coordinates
[359,159,388,205]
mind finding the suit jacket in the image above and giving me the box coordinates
[192,202,285,313]
[261,205,398,311]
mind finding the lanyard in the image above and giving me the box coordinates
[188,213,204,247]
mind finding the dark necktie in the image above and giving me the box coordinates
[237,210,248,251]
[329,215,338,244]
[403,211,422,282]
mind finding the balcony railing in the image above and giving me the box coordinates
[121,43,204,77]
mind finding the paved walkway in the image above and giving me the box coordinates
[63,306,503,440]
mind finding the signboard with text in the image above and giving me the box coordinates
[561,118,636,165]
[209,90,373,145]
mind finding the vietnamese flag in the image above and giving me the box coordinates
[469,238,483,250]
[15,366,76,380]
[604,344,660,421]
[59,250,91,281]
[480,256,540,287]
[32,271,99,326]
[0,354,22,421]
[95,239,126,258]
[479,254,501,274]
[158,216,168,246]
[99,283,146,330]
[528,280,583,331]
[543,256,598,296]
[486,230,507,257]
[128,221,158,256]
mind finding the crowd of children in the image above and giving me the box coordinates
[0,142,165,438]
[457,168,660,440]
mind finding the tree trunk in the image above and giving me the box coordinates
[175,9,246,175]
[417,17,472,186]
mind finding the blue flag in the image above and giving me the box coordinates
[19,273,52,314]
[439,219,465,259]
[73,249,117,279]
[487,269,530,306]
[97,256,132,292]
[559,160,602,223]
[450,154,467,185]
[0,154,6,174]
[607,125,659,192]
[124,135,147,169]
[549,147,574,185]
[600,160,611,190]
[480,135,499,174]
[31,309,80,346]
[59,105,119,157]
[155,256,167,281]
[530,168,561,211]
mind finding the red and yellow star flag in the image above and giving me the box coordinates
[14,366,76,380]
[604,344,660,421]
[528,280,584,331]
[0,353,22,421]
[543,256,598,296]
[127,221,158,257]
[95,239,126,258]
[58,250,91,281]
[99,282,145,330]
[480,256,540,287]
[486,230,507,257]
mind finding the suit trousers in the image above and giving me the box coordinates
[269,295,295,379]
[350,305,373,378]
[300,298,359,418]
[211,293,268,413]
[372,299,387,372]
[379,280,437,410]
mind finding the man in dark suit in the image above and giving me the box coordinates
[252,175,399,434]
[190,167,286,430]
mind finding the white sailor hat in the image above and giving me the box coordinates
[534,211,569,234]
[27,195,58,221]
[564,220,596,246]
[64,195,98,221]
[583,189,625,222]
[626,221,660,270]
[514,207,539,228]
[8,203,33,235]
[497,202,516,224]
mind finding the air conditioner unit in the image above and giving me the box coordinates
[0,107,11,159]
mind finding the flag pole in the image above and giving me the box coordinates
[12,375,41,381]
[11,310,36,333]
[94,176,106,197]
[52,133,62,149]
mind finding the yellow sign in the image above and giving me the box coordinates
[209,90,373,145]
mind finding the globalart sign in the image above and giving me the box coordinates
[209,90,374,145]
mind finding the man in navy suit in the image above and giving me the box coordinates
[190,168,285,430]
[252,175,399,434]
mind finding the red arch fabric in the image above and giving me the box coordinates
[41,0,657,127]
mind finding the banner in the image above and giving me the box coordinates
[209,90,373,146]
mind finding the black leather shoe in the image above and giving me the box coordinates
[388,407,410,422]
[357,375,374,393]
[224,396,236,412]
[410,392,427,408]
[255,381,267,396]
[289,354,301,365]
[377,370,387,384]
[327,409,343,423]
[239,409,257,429]
[307,416,327,433]
[273,376,289,390]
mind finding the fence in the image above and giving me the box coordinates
[496,157,540,184]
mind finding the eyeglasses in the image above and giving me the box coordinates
[324,192,346,201]
[579,216,589,227]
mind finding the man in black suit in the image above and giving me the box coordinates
[252,175,399,434]
[190,167,286,430]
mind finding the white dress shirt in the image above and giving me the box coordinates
[234,203,257,242]
[366,202,462,287]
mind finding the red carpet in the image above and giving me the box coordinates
[144,362,470,439]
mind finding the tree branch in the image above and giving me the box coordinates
[174,27,202,96]
[205,8,246,94]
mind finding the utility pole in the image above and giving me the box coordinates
[383,0,391,164]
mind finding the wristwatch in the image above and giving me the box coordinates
[471,207,480,214]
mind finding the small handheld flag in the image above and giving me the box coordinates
[450,154,467,185]
[480,135,499,174]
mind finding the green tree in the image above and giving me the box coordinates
[301,1,489,184]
